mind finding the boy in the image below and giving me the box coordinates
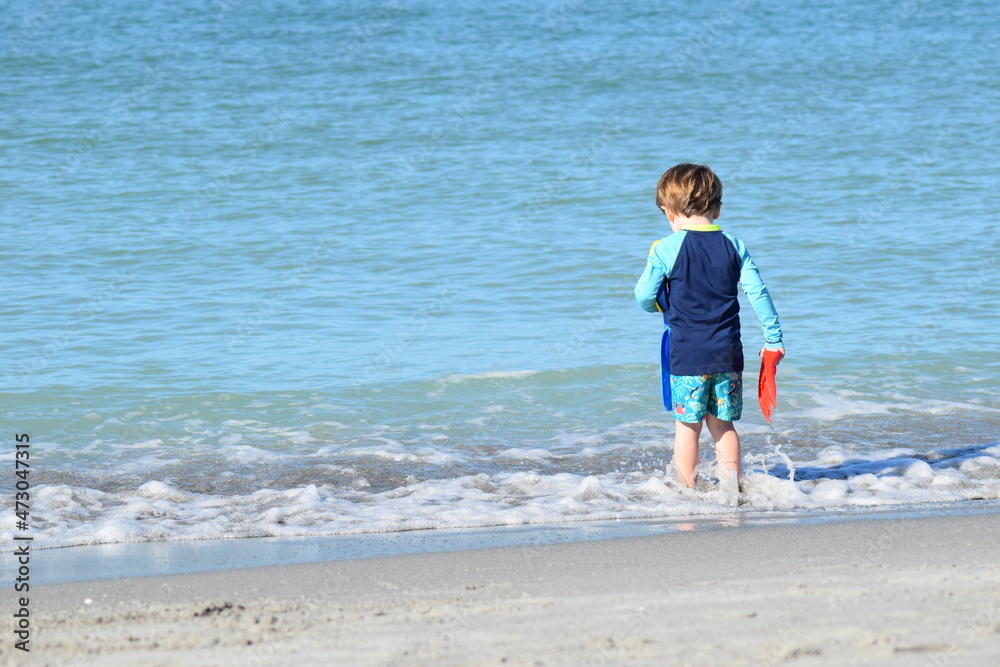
[634,164,784,489]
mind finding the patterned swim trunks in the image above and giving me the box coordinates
[670,372,743,423]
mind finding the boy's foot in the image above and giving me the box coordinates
[692,475,717,493]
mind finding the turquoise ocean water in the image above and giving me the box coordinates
[3,0,999,548]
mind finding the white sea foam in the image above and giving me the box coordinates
[797,395,896,421]
[438,370,542,383]
[5,443,998,550]
[497,448,556,461]
[219,444,283,461]
[344,444,462,465]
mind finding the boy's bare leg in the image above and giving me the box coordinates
[705,414,741,484]
[673,420,702,487]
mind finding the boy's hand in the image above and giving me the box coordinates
[759,347,785,364]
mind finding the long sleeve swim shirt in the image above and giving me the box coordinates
[634,225,783,376]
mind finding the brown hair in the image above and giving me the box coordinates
[655,163,723,217]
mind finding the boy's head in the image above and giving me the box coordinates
[655,163,722,218]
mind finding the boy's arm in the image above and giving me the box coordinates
[635,236,687,313]
[725,233,783,348]
[633,241,665,313]
[634,237,681,313]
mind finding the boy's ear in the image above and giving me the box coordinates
[660,206,675,223]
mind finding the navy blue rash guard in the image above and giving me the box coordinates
[634,224,783,376]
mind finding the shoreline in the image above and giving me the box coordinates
[4,509,999,665]
[14,499,1000,586]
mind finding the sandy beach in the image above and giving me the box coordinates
[3,512,996,666]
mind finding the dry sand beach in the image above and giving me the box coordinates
[5,512,999,667]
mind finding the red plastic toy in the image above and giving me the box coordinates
[758,349,782,422]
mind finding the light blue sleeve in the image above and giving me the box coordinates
[724,232,784,348]
[634,233,685,313]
